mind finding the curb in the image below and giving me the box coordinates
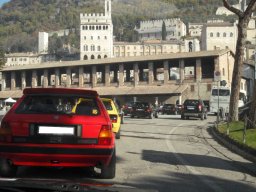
[210,122,256,164]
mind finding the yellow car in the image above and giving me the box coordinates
[101,98,122,139]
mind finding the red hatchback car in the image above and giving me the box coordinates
[0,88,116,179]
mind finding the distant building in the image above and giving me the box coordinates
[113,40,184,58]
[80,0,113,60]
[188,23,204,37]
[201,20,237,53]
[38,32,49,53]
[5,53,56,67]
[135,18,187,41]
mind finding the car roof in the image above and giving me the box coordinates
[23,88,99,96]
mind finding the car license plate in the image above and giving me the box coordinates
[187,106,195,110]
[38,126,75,135]
[137,109,143,111]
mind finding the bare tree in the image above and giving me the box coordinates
[223,0,256,121]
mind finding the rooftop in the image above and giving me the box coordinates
[1,50,231,72]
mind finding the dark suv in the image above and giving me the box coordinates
[162,104,177,115]
[181,99,207,120]
[130,102,153,119]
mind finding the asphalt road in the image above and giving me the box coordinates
[3,114,256,192]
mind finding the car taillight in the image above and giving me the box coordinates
[0,121,12,142]
[98,125,113,145]
[109,115,118,123]
[198,104,202,111]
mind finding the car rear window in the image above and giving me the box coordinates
[184,100,199,105]
[15,94,100,116]
[103,100,113,110]
[134,102,150,108]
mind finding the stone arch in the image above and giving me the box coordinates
[84,55,88,60]
[104,55,108,58]
[98,55,101,59]
[91,55,95,60]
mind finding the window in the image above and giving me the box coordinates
[210,33,213,37]
[230,32,233,37]
[105,36,107,40]
[97,46,101,51]
[98,36,100,40]
[91,36,93,40]
[217,32,220,37]
[222,68,225,76]
[91,45,95,51]
[84,36,86,40]
[223,32,226,37]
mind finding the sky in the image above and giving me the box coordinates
[0,0,10,7]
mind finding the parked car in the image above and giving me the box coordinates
[181,99,207,120]
[162,104,177,115]
[130,102,154,119]
[0,88,116,179]
[101,98,122,139]
[122,102,135,116]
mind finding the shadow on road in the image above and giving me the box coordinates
[115,171,256,192]
[142,149,256,177]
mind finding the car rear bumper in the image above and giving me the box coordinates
[183,113,202,117]
[0,144,114,167]
[131,111,151,117]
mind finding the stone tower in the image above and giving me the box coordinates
[80,0,113,60]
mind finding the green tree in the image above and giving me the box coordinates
[162,21,167,40]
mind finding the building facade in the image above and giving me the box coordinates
[113,40,185,58]
[80,0,113,60]
[201,20,238,53]
[4,53,56,67]
[188,23,204,37]
[0,50,234,106]
[135,18,187,41]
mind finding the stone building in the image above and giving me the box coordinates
[135,18,187,41]
[201,20,237,53]
[5,53,56,67]
[80,0,113,60]
[113,40,184,57]
[188,23,204,37]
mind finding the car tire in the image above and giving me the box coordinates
[0,159,17,177]
[115,128,121,139]
[201,114,204,120]
[100,149,116,179]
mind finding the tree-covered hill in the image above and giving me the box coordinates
[0,0,237,53]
